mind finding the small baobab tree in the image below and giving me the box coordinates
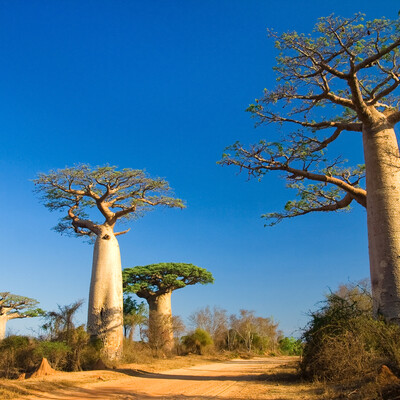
[34,165,184,359]
[123,263,214,353]
[0,292,43,340]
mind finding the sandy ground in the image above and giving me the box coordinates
[9,356,321,400]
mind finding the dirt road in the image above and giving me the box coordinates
[16,357,320,400]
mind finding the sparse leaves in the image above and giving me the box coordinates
[222,13,400,224]
[34,164,185,238]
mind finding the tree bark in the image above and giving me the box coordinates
[147,291,174,353]
[363,121,400,323]
[0,316,8,340]
[128,323,135,341]
[87,226,123,360]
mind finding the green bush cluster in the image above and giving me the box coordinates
[0,333,101,378]
[182,329,213,354]
[278,336,303,356]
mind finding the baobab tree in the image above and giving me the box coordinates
[34,165,184,359]
[0,292,43,340]
[123,263,214,352]
[220,14,400,322]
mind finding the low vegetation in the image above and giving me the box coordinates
[301,281,400,399]
[3,281,400,400]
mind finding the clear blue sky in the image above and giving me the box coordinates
[1,0,399,337]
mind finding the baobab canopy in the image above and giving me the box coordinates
[123,263,214,352]
[123,263,214,298]
[0,293,43,340]
[34,164,185,238]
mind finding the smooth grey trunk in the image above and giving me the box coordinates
[147,291,174,352]
[363,121,400,323]
[0,316,8,340]
[128,324,135,341]
[87,227,123,360]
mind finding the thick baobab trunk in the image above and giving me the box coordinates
[0,316,8,340]
[363,121,400,323]
[87,227,123,360]
[147,291,174,353]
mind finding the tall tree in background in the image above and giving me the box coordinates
[34,165,184,359]
[123,263,214,352]
[123,295,147,341]
[0,293,43,340]
[220,14,400,323]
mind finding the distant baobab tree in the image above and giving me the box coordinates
[34,164,184,359]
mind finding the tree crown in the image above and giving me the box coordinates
[0,292,44,319]
[123,263,214,298]
[34,164,185,238]
[220,13,400,224]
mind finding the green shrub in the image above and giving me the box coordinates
[278,337,303,356]
[34,341,70,370]
[0,336,37,378]
[182,329,213,354]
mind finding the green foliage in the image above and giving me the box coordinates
[278,336,303,356]
[0,336,37,378]
[0,333,100,377]
[123,295,148,339]
[123,263,214,297]
[182,329,213,354]
[0,292,44,319]
[33,164,184,238]
[34,341,70,370]
[42,300,99,371]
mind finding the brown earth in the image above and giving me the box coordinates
[2,356,323,400]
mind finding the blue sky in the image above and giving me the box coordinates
[1,0,399,337]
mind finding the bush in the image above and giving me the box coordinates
[0,336,37,378]
[182,329,213,354]
[278,337,303,356]
[300,283,400,385]
[0,327,102,377]
[122,339,154,363]
[34,341,70,370]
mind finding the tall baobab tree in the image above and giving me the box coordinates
[34,165,184,359]
[220,14,400,323]
[0,292,43,339]
[123,263,214,352]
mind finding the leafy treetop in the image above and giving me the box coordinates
[0,293,44,320]
[123,263,214,298]
[220,13,400,224]
[34,164,185,237]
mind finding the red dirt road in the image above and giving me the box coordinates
[18,357,318,400]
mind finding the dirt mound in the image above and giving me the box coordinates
[377,365,400,386]
[30,358,57,378]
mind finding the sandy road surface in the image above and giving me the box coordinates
[17,357,319,400]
